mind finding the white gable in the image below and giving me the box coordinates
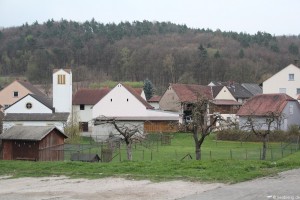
[214,86,236,100]
[263,64,300,99]
[5,95,52,114]
[93,83,148,118]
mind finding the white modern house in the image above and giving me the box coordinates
[92,83,179,141]
[263,64,300,99]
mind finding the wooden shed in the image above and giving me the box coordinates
[0,126,67,161]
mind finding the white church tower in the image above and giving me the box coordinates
[53,69,72,113]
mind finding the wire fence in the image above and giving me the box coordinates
[37,133,300,162]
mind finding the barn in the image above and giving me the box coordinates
[0,126,67,161]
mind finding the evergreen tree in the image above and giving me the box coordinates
[143,79,154,100]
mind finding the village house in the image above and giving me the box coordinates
[72,88,110,132]
[147,95,161,110]
[263,64,300,100]
[92,83,179,141]
[237,93,300,131]
[0,79,46,111]
[0,126,67,161]
[159,83,241,124]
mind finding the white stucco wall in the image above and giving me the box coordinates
[92,121,144,142]
[73,105,93,122]
[5,95,52,114]
[149,102,160,109]
[93,83,148,118]
[53,69,72,113]
[214,86,236,100]
[263,64,300,99]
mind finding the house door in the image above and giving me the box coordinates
[79,122,89,132]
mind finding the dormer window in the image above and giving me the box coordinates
[58,74,66,84]
[289,74,294,81]
[13,91,18,97]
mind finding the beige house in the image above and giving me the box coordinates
[0,80,45,111]
[263,64,300,99]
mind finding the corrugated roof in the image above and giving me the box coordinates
[122,84,153,109]
[0,126,67,141]
[237,93,296,116]
[72,88,110,105]
[4,113,69,121]
[170,83,213,102]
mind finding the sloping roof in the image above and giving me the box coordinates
[226,84,253,99]
[73,88,110,105]
[3,113,69,121]
[17,80,46,97]
[148,95,161,102]
[5,93,53,112]
[122,84,153,109]
[53,68,72,74]
[241,83,262,96]
[237,93,296,116]
[170,83,213,102]
[211,99,242,106]
[211,86,224,98]
[0,126,67,141]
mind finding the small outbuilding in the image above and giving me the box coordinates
[0,126,67,161]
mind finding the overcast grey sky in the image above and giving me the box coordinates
[0,0,299,36]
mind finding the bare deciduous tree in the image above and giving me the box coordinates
[241,111,284,160]
[95,116,144,161]
[179,96,221,160]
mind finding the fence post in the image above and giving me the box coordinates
[259,148,261,160]
[271,148,273,161]
[210,150,212,160]
[151,151,153,161]
[245,149,248,160]
[230,149,232,160]
[281,149,284,158]
[119,147,121,162]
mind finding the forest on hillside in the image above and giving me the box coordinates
[0,19,300,93]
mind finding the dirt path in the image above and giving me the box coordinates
[0,176,224,200]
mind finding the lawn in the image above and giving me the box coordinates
[65,133,299,162]
[1,133,299,183]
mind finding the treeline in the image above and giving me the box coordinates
[0,19,300,93]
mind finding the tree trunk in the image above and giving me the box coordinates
[193,130,205,160]
[126,141,132,161]
[261,135,268,160]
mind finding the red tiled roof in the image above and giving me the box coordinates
[72,88,110,105]
[148,95,161,102]
[122,84,153,109]
[237,93,296,116]
[170,83,213,102]
[134,88,143,95]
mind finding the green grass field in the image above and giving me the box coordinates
[66,133,299,162]
[1,133,299,183]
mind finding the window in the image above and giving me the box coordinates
[297,88,300,94]
[80,104,85,110]
[13,91,18,97]
[26,102,32,109]
[289,74,295,81]
[57,74,66,84]
[279,88,286,93]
